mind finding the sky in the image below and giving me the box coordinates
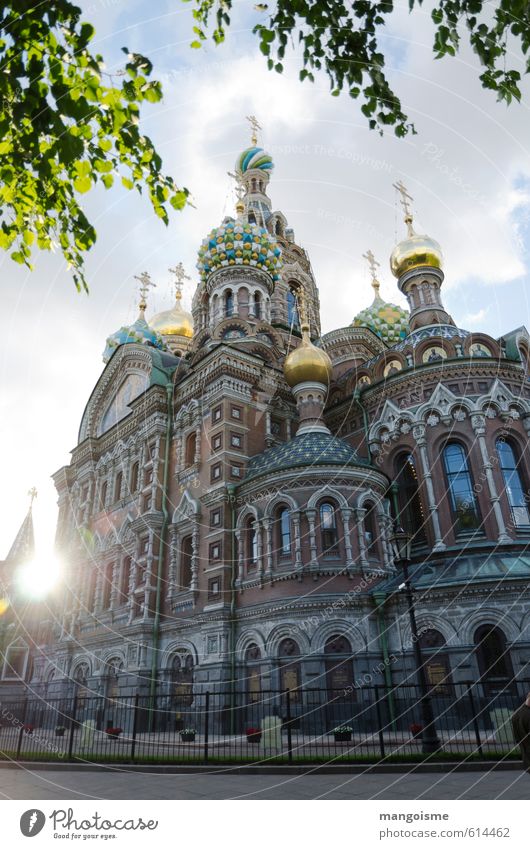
[2,0,530,559]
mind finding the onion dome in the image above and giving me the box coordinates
[236,146,274,174]
[353,280,409,345]
[150,291,193,339]
[103,306,165,363]
[284,321,333,387]
[390,181,443,278]
[197,216,281,284]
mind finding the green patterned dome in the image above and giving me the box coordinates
[197,216,282,284]
[353,282,409,345]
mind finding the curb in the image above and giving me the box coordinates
[0,760,523,775]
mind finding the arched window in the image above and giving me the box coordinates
[246,518,258,568]
[87,568,96,613]
[114,471,122,503]
[442,442,481,532]
[325,635,353,699]
[287,288,300,329]
[278,638,300,701]
[171,652,194,708]
[99,481,108,510]
[496,439,530,526]
[248,212,256,224]
[225,289,234,318]
[363,503,379,559]
[120,556,131,601]
[394,452,427,542]
[275,218,282,237]
[418,629,452,693]
[320,502,339,555]
[130,461,139,493]
[254,291,261,319]
[278,507,291,556]
[185,432,196,467]
[180,536,193,590]
[474,624,514,695]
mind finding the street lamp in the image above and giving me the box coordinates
[390,523,441,754]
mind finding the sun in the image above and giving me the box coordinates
[16,554,62,599]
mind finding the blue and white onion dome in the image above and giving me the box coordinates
[235,146,274,174]
[197,216,282,284]
[103,309,166,363]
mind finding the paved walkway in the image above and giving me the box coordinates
[0,766,528,799]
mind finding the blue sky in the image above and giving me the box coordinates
[2,0,530,558]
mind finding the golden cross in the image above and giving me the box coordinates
[28,487,38,508]
[133,271,155,307]
[362,249,380,282]
[169,263,190,299]
[246,114,261,146]
[393,180,414,220]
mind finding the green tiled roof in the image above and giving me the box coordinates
[374,552,530,594]
[244,432,367,482]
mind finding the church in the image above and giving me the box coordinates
[2,122,530,715]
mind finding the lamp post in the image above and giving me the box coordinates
[390,524,441,754]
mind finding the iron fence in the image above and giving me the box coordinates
[0,680,527,765]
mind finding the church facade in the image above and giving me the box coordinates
[2,130,530,711]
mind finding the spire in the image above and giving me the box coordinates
[5,489,36,564]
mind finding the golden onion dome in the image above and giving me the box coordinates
[150,292,194,339]
[284,323,333,387]
[390,232,443,279]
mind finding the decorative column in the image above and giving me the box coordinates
[256,520,264,579]
[235,528,244,584]
[110,561,120,609]
[412,424,446,552]
[194,419,202,465]
[175,425,184,473]
[305,509,318,567]
[354,507,369,572]
[341,508,355,571]
[94,562,104,613]
[263,518,273,579]
[167,526,178,598]
[292,511,303,571]
[471,412,510,542]
[191,521,200,593]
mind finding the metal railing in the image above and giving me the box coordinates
[0,680,527,765]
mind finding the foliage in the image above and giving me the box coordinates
[187,0,530,137]
[0,1,188,290]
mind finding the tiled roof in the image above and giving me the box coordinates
[244,432,368,482]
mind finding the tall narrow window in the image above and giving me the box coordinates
[287,288,300,329]
[185,432,197,467]
[180,536,193,590]
[475,624,514,695]
[496,439,530,526]
[320,502,339,554]
[99,481,107,510]
[395,452,426,541]
[114,471,123,503]
[102,563,113,609]
[278,508,291,555]
[120,557,131,602]
[225,289,234,317]
[246,518,258,567]
[254,292,261,319]
[363,504,379,558]
[442,442,481,532]
[130,461,139,493]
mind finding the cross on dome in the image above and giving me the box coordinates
[28,487,38,508]
[133,271,156,311]
[169,263,190,300]
[362,249,381,296]
[393,180,415,236]
[246,114,261,145]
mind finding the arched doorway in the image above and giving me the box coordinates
[325,635,354,701]
[474,625,515,696]
[171,651,194,730]
[278,638,301,704]
[245,644,262,703]
[418,629,452,694]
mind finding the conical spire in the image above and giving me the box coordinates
[5,489,36,563]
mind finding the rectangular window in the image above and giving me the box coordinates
[212,405,223,423]
[210,508,222,528]
[230,432,243,449]
[2,646,28,680]
[140,537,149,555]
[230,405,242,420]
[208,578,222,599]
[230,463,243,479]
[143,493,152,512]
[212,432,223,451]
[209,542,222,561]
[144,468,154,486]
[211,463,223,482]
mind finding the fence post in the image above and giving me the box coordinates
[285,689,293,764]
[130,694,139,762]
[204,691,210,763]
[374,685,386,760]
[16,697,28,760]
[67,695,78,760]
[466,684,483,758]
